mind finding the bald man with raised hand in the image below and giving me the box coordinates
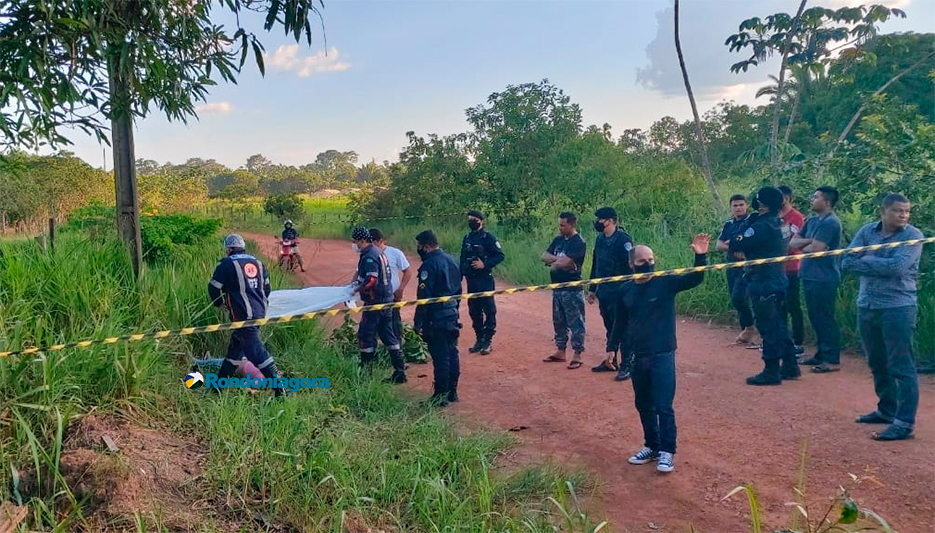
[609,234,711,474]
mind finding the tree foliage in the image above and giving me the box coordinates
[0,0,325,153]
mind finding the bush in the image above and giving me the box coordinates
[63,207,222,264]
[263,193,303,220]
[140,214,222,263]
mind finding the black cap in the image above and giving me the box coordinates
[467,210,485,220]
[594,207,617,220]
[756,186,784,212]
[416,230,438,247]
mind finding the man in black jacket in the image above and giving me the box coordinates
[208,234,283,396]
[611,234,710,474]
[414,230,463,406]
[460,210,505,355]
[729,187,800,386]
[587,207,634,380]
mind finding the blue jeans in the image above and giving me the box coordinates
[552,290,586,352]
[859,306,919,428]
[804,281,840,364]
[631,351,677,454]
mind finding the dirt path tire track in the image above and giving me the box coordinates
[245,233,935,532]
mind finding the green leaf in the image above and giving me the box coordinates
[839,497,859,524]
[252,39,265,76]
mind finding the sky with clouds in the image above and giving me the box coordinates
[50,0,935,170]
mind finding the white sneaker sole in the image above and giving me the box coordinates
[657,464,674,473]
[628,457,657,465]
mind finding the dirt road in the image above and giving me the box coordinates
[248,234,935,532]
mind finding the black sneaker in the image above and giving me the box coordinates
[746,370,782,386]
[425,394,450,408]
[468,339,484,354]
[781,365,801,380]
[479,339,493,355]
[614,369,631,381]
[448,389,459,403]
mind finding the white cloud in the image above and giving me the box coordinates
[264,45,351,77]
[195,102,232,114]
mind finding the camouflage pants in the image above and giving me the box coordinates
[553,290,586,352]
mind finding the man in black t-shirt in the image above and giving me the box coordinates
[541,212,588,369]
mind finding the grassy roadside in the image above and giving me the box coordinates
[0,232,603,531]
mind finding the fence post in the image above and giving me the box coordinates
[1,211,6,235]
[662,219,670,239]
[36,234,47,251]
[48,218,55,250]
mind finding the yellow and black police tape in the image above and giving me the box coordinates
[1,237,932,359]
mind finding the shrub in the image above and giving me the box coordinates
[263,193,303,221]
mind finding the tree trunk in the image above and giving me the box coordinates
[816,49,935,181]
[770,0,808,167]
[784,89,801,145]
[108,54,143,277]
[674,0,723,211]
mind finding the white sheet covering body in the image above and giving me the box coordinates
[266,285,359,318]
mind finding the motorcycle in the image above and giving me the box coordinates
[277,239,301,272]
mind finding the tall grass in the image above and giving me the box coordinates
[0,233,603,531]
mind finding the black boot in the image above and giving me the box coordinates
[780,352,801,380]
[428,383,450,407]
[614,352,633,382]
[383,349,408,384]
[448,378,459,403]
[479,335,493,355]
[746,359,782,386]
[468,335,484,354]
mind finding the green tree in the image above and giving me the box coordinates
[726,4,906,166]
[466,79,582,215]
[0,0,325,276]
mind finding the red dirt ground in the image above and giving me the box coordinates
[248,233,935,533]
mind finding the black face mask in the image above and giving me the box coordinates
[468,220,481,232]
[417,247,428,260]
[594,221,605,232]
[635,262,655,274]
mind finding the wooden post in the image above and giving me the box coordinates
[36,234,46,251]
[48,217,55,250]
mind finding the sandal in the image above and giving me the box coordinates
[543,354,567,363]
[812,363,840,373]
[591,360,617,372]
[567,360,583,370]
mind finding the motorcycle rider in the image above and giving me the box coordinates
[279,220,306,272]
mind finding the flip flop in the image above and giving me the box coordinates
[591,361,617,372]
[812,363,840,373]
[543,354,567,363]
[567,360,583,369]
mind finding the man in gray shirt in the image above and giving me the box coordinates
[842,193,924,442]
[790,186,842,373]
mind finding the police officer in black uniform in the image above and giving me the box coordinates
[588,207,635,381]
[460,210,505,355]
[351,226,407,384]
[208,234,283,396]
[728,187,801,386]
[414,230,463,406]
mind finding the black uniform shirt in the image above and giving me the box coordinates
[728,211,788,296]
[357,244,393,305]
[415,249,462,331]
[589,227,634,294]
[209,251,271,321]
[460,229,505,278]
